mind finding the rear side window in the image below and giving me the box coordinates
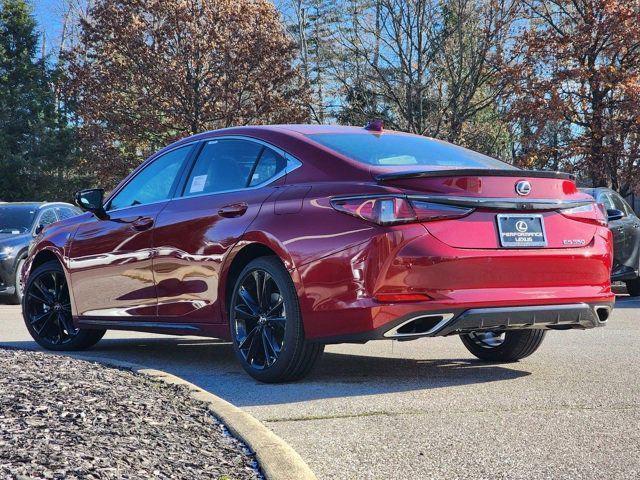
[307,133,515,170]
[249,149,287,186]
[184,139,263,196]
[109,145,192,210]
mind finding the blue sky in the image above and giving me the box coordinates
[31,0,63,53]
[28,0,291,57]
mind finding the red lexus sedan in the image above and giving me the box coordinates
[21,124,614,382]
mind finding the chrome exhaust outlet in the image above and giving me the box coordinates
[384,313,455,339]
[594,306,611,323]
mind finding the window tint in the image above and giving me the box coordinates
[56,207,80,220]
[307,133,516,169]
[184,139,262,196]
[249,148,287,186]
[38,209,58,228]
[109,146,192,210]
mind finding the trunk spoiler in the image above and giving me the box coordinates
[375,168,576,182]
[406,195,592,211]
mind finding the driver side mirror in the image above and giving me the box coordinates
[34,224,44,236]
[607,208,624,222]
[75,189,109,220]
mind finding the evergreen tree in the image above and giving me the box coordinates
[0,0,80,202]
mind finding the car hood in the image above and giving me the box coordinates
[0,232,32,251]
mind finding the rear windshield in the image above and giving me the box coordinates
[307,133,516,170]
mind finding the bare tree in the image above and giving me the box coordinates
[438,0,520,144]
[339,0,447,134]
[279,0,339,122]
[64,0,309,187]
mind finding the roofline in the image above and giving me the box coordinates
[0,202,76,209]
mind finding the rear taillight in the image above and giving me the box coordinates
[560,203,607,227]
[410,199,475,222]
[330,195,474,225]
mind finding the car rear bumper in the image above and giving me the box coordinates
[295,224,614,342]
[0,256,16,295]
[314,301,613,343]
[386,302,611,338]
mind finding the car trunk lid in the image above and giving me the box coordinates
[375,169,599,249]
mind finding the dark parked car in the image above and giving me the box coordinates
[0,202,80,303]
[22,125,614,382]
[581,187,640,295]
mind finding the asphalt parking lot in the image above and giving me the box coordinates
[1,298,639,479]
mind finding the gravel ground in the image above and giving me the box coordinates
[0,348,262,480]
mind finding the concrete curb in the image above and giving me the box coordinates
[5,348,317,480]
[135,366,318,480]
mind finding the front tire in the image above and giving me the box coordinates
[7,257,26,305]
[229,256,323,383]
[460,329,546,362]
[22,260,105,351]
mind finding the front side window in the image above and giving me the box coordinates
[184,139,263,196]
[307,133,516,170]
[620,197,635,217]
[108,145,192,211]
[599,193,615,211]
[610,193,628,216]
[37,209,58,228]
[56,207,80,220]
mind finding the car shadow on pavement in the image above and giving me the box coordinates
[1,336,530,408]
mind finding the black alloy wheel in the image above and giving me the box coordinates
[22,260,105,350]
[233,268,286,369]
[230,256,323,383]
[460,329,546,362]
[466,331,507,349]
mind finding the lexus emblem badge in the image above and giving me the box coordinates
[515,180,531,196]
[515,220,529,233]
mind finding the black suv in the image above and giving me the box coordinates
[0,202,80,303]
[581,187,640,295]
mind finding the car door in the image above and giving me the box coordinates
[68,145,194,318]
[152,138,290,324]
[598,192,626,274]
[612,192,640,272]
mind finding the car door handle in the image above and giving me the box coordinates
[218,203,248,218]
[131,216,154,231]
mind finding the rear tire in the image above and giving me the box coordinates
[460,329,546,362]
[22,260,105,351]
[229,256,323,383]
[625,278,640,297]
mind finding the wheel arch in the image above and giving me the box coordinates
[11,246,30,279]
[30,249,61,272]
[24,247,77,313]
[219,234,302,326]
